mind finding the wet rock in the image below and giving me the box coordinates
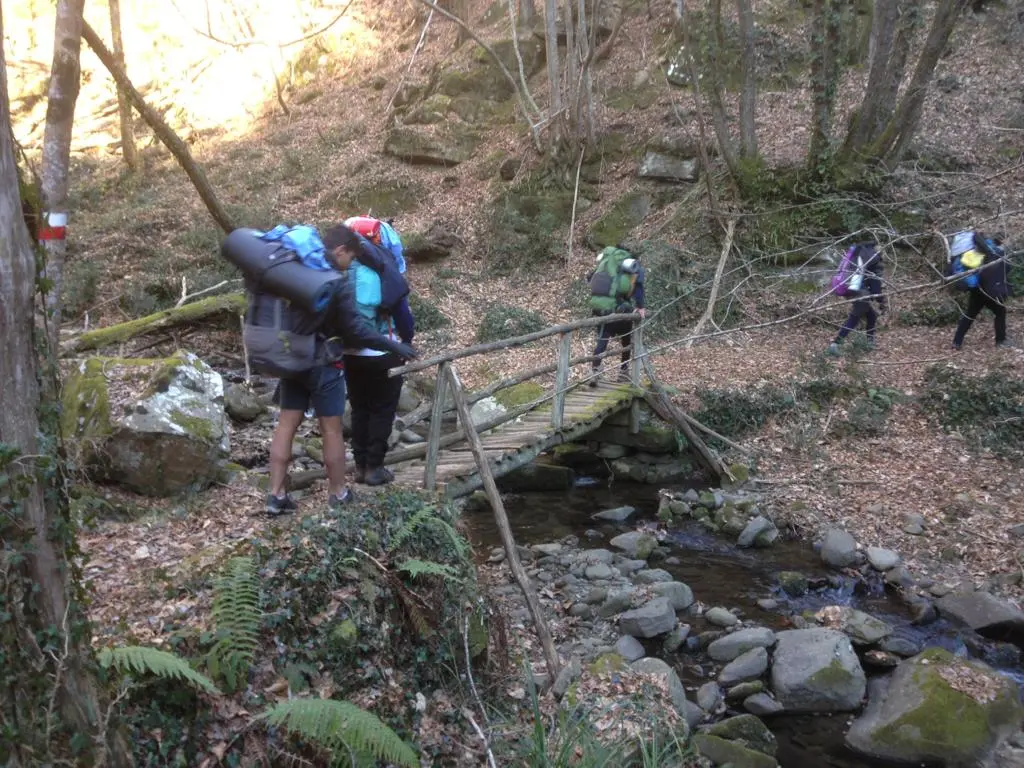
[708,627,778,662]
[846,649,1023,765]
[879,635,922,657]
[224,383,265,422]
[616,558,647,575]
[637,152,699,183]
[936,591,1024,639]
[706,607,740,628]
[585,587,607,605]
[615,635,645,662]
[757,599,779,611]
[728,681,766,701]
[579,548,615,565]
[598,589,635,618]
[719,647,769,686]
[569,603,593,619]
[778,571,809,597]
[863,650,901,668]
[593,505,636,522]
[619,598,676,638]
[770,629,866,713]
[866,546,901,571]
[552,657,581,699]
[630,657,694,722]
[595,443,628,459]
[821,528,858,568]
[634,568,673,584]
[903,513,926,535]
[697,681,723,712]
[884,565,915,589]
[708,714,778,756]
[584,563,613,581]
[532,543,563,556]
[664,624,690,653]
[696,630,726,649]
[744,692,784,716]
[609,531,658,559]
[584,529,603,540]
[737,516,779,548]
[909,597,938,626]
[692,734,779,768]
[814,606,893,645]
[652,581,695,611]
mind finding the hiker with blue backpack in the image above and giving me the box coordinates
[827,241,886,356]
[587,246,646,385]
[324,221,414,487]
[947,231,1012,350]
[222,224,416,516]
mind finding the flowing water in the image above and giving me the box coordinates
[463,480,1024,768]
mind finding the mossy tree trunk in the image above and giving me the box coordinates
[807,0,847,170]
[0,14,128,764]
[108,0,138,171]
[735,0,758,158]
[39,0,85,342]
[519,0,536,24]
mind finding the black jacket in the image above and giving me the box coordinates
[978,243,1010,301]
[320,276,414,360]
[851,247,887,309]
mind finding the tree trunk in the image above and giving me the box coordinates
[563,0,578,139]
[807,0,846,168]
[81,21,236,234]
[870,0,969,166]
[108,0,138,170]
[543,0,563,149]
[576,0,595,143]
[440,0,470,45]
[699,0,739,177]
[0,10,127,763]
[39,0,85,340]
[874,2,920,132]
[841,0,900,157]
[735,0,758,158]
[519,0,536,25]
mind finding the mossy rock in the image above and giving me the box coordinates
[494,381,545,409]
[692,734,779,768]
[605,85,661,112]
[846,648,1024,765]
[403,93,452,125]
[335,178,425,217]
[588,191,657,249]
[383,126,482,167]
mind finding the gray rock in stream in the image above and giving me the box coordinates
[630,657,701,726]
[609,531,658,559]
[936,591,1024,638]
[719,647,769,686]
[633,568,673,584]
[866,546,901,571]
[618,598,677,638]
[652,581,695,611]
[593,505,636,522]
[598,589,635,617]
[584,563,614,581]
[705,607,740,628]
[579,548,615,564]
[770,629,866,713]
[697,682,723,713]
[744,693,784,716]
[615,635,645,662]
[820,528,858,568]
[737,516,779,548]
[707,714,778,757]
[708,627,777,662]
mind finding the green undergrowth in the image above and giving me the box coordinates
[920,364,1024,458]
[477,304,546,343]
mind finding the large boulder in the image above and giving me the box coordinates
[815,606,894,646]
[936,592,1024,642]
[618,598,677,638]
[62,352,229,496]
[383,126,481,166]
[630,657,702,727]
[846,649,1024,766]
[708,627,778,662]
[770,629,866,713]
[637,152,698,183]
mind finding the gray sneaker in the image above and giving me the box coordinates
[996,340,1015,349]
[328,487,356,511]
[826,342,841,356]
[266,493,297,517]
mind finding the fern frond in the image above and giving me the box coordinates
[397,558,463,582]
[388,505,437,551]
[262,699,418,768]
[98,646,220,694]
[209,556,261,691]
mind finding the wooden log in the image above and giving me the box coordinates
[551,331,572,428]
[629,326,644,434]
[424,362,450,490]
[444,364,561,684]
[390,313,640,377]
[63,292,246,354]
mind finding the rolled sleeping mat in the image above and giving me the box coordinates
[221,228,342,314]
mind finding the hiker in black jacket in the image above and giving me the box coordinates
[952,234,1012,349]
[827,243,886,355]
[266,275,416,516]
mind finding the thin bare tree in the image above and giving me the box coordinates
[108,0,138,170]
[543,0,564,147]
[39,0,85,338]
[519,0,537,24]
[735,0,757,158]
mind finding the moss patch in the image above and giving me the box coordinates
[495,382,545,409]
[335,178,425,217]
[808,657,857,689]
[169,409,217,442]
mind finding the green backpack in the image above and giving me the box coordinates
[589,247,636,313]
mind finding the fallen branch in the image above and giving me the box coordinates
[688,219,736,347]
[62,292,246,355]
[174,278,242,308]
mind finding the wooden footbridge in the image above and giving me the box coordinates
[382,314,727,499]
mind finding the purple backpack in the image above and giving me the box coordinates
[830,247,859,296]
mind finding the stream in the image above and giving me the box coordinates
[462,479,1024,768]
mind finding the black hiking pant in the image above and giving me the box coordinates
[953,289,1007,347]
[343,353,404,469]
[592,317,633,374]
[835,299,878,343]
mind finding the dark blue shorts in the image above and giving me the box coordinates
[278,364,346,418]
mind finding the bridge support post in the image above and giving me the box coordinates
[629,324,644,434]
[551,331,572,428]
[424,361,450,490]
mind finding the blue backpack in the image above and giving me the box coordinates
[345,216,407,274]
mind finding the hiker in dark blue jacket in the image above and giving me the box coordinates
[828,243,886,355]
[952,233,1012,349]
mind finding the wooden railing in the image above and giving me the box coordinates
[386,312,645,488]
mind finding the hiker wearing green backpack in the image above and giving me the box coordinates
[587,247,645,385]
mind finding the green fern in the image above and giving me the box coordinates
[397,558,463,583]
[389,505,468,559]
[262,698,418,768]
[98,646,220,695]
[208,556,260,692]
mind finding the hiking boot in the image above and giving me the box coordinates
[364,467,394,486]
[266,493,297,517]
[996,339,1015,349]
[587,369,601,388]
[826,342,841,356]
[952,342,962,351]
[353,464,367,483]
[328,487,356,511]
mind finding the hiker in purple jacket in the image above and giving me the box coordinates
[827,242,886,355]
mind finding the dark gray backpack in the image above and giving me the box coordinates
[243,292,324,378]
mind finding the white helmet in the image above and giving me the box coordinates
[621,258,640,274]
